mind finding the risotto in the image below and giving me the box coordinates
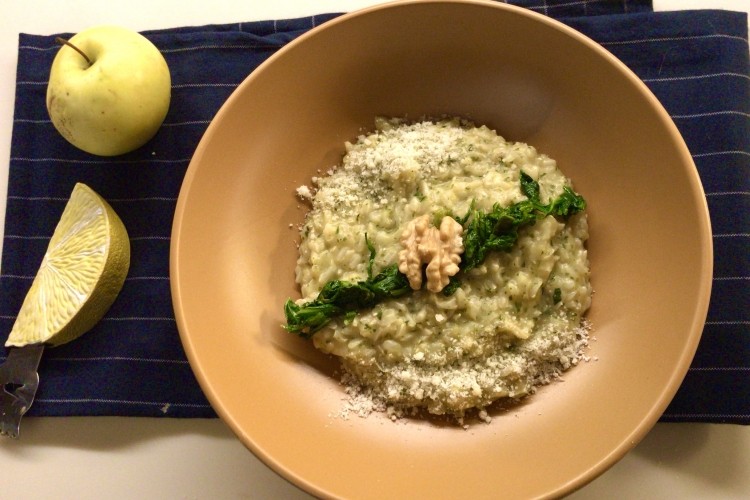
[286,117,592,421]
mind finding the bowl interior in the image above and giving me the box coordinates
[171,1,712,498]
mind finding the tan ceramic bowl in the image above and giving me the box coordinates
[170,1,713,498]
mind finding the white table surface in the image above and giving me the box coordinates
[1,1,748,499]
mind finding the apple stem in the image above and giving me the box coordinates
[55,37,92,66]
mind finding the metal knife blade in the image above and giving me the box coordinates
[0,344,45,439]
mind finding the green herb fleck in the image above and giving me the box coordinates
[365,233,376,279]
[442,277,462,296]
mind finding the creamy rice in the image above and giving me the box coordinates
[293,117,592,420]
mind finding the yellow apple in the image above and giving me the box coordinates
[46,25,171,156]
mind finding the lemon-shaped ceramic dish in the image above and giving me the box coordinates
[7,183,130,347]
[170,1,712,498]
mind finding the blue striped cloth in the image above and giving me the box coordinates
[1,1,748,422]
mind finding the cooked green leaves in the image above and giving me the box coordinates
[461,172,586,271]
[284,172,586,337]
[284,264,411,337]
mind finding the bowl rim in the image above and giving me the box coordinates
[170,1,713,497]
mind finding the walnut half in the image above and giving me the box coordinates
[398,214,464,293]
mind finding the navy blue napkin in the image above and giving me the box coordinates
[1,1,748,422]
[564,10,750,424]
